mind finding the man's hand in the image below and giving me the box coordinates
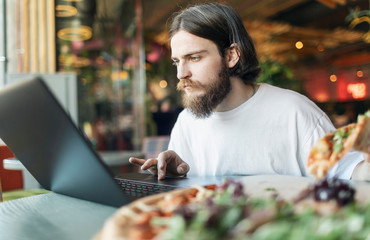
[129,150,190,180]
[351,153,370,181]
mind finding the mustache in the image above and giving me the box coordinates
[177,79,202,91]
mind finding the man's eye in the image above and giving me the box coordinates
[172,60,179,66]
[191,56,201,62]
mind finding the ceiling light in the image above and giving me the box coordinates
[356,70,364,78]
[330,74,337,82]
[317,45,325,52]
[57,26,92,41]
[295,41,303,49]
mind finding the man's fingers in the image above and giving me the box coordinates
[158,151,177,180]
[157,157,167,180]
[145,166,158,175]
[141,158,158,170]
[129,157,146,166]
[177,162,190,175]
[130,151,188,180]
[157,150,188,179]
[130,157,159,175]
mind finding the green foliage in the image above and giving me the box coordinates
[345,8,370,24]
[257,59,304,93]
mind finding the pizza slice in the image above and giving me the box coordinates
[94,185,217,240]
[307,110,370,179]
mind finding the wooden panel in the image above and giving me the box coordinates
[29,0,38,72]
[243,18,364,62]
[143,0,188,31]
[39,0,47,73]
[46,0,55,73]
[21,0,30,72]
[17,0,55,73]
[238,0,309,19]
[316,0,347,8]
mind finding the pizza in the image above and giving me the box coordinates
[94,177,370,240]
[307,110,370,179]
[94,185,217,240]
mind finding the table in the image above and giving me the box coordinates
[0,192,117,240]
[1,175,370,240]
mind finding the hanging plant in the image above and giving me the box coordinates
[345,7,370,43]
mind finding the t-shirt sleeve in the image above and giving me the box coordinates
[327,151,364,179]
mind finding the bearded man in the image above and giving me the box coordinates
[130,3,367,181]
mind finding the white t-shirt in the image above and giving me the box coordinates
[168,83,363,179]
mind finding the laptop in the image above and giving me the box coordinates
[0,77,225,207]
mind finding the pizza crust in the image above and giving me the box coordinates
[94,187,207,240]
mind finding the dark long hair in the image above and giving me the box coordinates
[169,3,261,84]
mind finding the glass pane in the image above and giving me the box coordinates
[55,0,146,151]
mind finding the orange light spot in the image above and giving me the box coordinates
[347,83,367,99]
[330,74,337,82]
[295,41,303,49]
[159,80,168,88]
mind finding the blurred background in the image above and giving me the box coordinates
[0,0,369,152]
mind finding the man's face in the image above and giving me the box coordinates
[171,30,231,118]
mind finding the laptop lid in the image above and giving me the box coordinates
[0,77,129,207]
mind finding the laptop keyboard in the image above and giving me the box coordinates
[115,178,178,200]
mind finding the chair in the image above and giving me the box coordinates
[0,144,22,202]
[0,144,47,202]
[0,144,23,192]
[142,136,170,159]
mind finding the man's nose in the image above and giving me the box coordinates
[177,63,191,80]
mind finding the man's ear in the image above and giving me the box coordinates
[226,43,240,68]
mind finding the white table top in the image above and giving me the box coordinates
[2,175,370,240]
[0,192,117,240]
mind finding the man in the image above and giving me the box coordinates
[130,3,368,180]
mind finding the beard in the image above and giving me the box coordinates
[177,61,231,119]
